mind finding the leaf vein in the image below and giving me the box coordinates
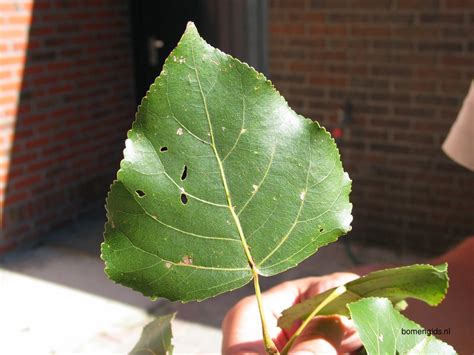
[131,126,226,208]
[222,97,246,162]
[247,204,279,241]
[113,207,239,242]
[237,146,276,216]
[163,76,211,145]
[297,187,344,224]
[190,41,254,270]
[308,160,336,190]
[185,274,249,298]
[256,133,312,268]
[115,224,246,271]
[259,228,338,271]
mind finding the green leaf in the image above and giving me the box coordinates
[278,263,448,329]
[348,297,455,355]
[101,22,352,301]
[129,313,175,355]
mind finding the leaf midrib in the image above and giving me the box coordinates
[190,42,256,272]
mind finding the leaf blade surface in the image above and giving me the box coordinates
[278,263,448,329]
[348,297,455,355]
[102,22,352,301]
[129,313,175,355]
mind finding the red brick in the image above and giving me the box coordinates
[310,75,347,87]
[34,26,55,36]
[289,62,325,72]
[0,30,26,39]
[1,0,472,258]
[8,16,32,25]
[416,68,462,80]
[26,137,50,149]
[309,25,347,36]
[4,191,29,206]
[444,0,474,7]
[0,56,25,66]
[270,0,474,256]
[48,84,73,94]
[0,96,17,105]
[13,174,42,190]
[12,151,38,166]
[23,113,48,125]
[0,82,22,92]
[21,64,46,76]
[397,0,440,8]
[419,13,464,23]
[270,24,305,35]
[442,55,473,66]
[0,3,18,11]
[47,61,72,71]
[289,12,325,23]
[352,26,391,37]
[0,70,11,79]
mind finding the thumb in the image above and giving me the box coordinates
[289,316,348,354]
[291,340,336,355]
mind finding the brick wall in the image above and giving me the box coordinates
[269,0,474,255]
[0,0,135,252]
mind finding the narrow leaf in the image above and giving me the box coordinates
[348,297,455,355]
[129,313,175,355]
[278,263,448,329]
[101,22,351,302]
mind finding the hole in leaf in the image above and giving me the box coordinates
[181,165,188,180]
[160,146,168,152]
[180,193,188,205]
[136,190,145,198]
[319,227,324,233]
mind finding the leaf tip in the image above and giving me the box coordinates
[185,21,199,35]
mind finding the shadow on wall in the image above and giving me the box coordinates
[1,0,267,254]
[1,1,136,252]
[0,1,278,333]
[268,1,474,256]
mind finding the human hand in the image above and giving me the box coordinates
[222,273,361,354]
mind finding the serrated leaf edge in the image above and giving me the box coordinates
[101,21,352,301]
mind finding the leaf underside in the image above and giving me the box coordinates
[101,22,352,302]
[278,263,449,329]
[348,297,456,355]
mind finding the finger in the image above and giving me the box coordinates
[334,316,362,353]
[291,316,354,354]
[291,339,337,355]
[264,273,360,348]
[222,296,264,354]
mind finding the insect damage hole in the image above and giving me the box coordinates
[182,255,193,265]
[180,193,188,205]
[160,146,168,152]
[135,190,145,198]
[181,165,188,180]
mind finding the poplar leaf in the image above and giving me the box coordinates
[278,263,448,329]
[129,313,175,355]
[348,297,455,355]
[101,22,352,301]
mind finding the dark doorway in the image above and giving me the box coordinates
[129,2,218,104]
[129,1,268,105]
